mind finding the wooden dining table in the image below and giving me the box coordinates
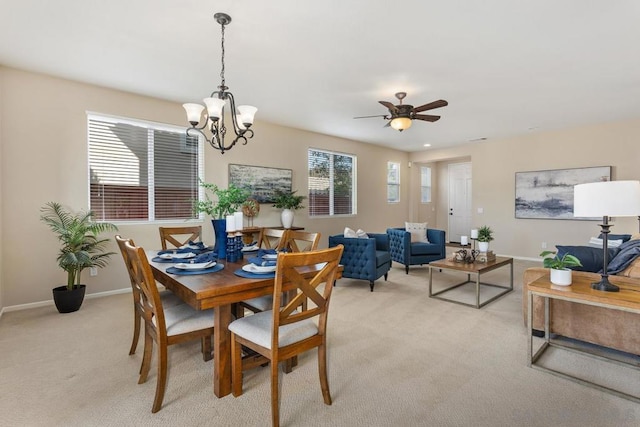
[148,250,341,398]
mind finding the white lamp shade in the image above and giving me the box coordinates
[183,103,205,124]
[237,105,257,126]
[235,115,246,130]
[574,180,640,217]
[203,97,226,119]
[390,117,412,131]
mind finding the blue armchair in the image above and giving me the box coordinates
[387,227,446,274]
[328,233,392,291]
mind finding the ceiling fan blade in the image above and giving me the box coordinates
[413,99,448,113]
[379,101,398,112]
[353,114,387,119]
[413,114,441,122]
[383,121,391,128]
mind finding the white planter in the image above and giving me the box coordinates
[478,241,490,252]
[281,209,294,229]
[550,268,572,286]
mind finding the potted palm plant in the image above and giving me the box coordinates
[540,250,583,286]
[476,225,494,252]
[193,182,250,258]
[272,189,306,229]
[40,202,118,313]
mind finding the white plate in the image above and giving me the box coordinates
[159,252,196,259]
[242,263,277,273]
[262,253,278,260]
[175,261,216,270]
[242,245,259,252]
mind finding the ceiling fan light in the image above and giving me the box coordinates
[391,117,412,131]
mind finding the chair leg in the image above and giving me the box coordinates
[129,311,141,355]
[231,334,244,397]
[138,330,153,384]
[369,281,374,292]
[201,335,213,361]
[318,343,332,405]
[405,266,409,274]
[152,344,168,413]
[271,360,280,427]
[384,272,388,281]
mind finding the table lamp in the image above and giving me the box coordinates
[573,180,640,292]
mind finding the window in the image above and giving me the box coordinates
[421,166,432,203]
[88,113,202,222]
[308,148,356,216]
[387,162,400,203]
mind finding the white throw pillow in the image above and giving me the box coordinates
[344,227,357,238]
[356,229,369,239]
[405,222,430,243]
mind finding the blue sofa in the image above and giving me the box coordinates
[387,227,446,274]
[328,233,392,291]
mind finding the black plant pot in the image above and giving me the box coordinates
[52,284,86,313]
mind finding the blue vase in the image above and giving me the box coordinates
[211,219,227,260]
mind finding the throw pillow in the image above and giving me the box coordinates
[344,227,357,238]
[555,245,620,273]
[405,222,430,243]
[598,233,632,243]
[355,229,369,239]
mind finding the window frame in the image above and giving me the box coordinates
[307,148,357,217]
[387,161,400,203]
[87,112,204,224]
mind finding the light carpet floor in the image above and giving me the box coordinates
[1,259,640,427]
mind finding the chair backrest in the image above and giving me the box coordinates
[271,245,344,348]
[159,226,202,250]
[123,240,166,339]
[285,230,321,253]
[258,228,290,251]
[116,235,141,293]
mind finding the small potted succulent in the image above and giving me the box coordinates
[476,225,494,252]
[540,250,583,286]
[272,189,306,229]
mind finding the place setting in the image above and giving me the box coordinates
[153,241,210,263]
[234,249,280,279]
[165,251,224,275]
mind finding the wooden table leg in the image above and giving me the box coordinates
[214,304,232,398]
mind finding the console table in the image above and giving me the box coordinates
[527,274,640,403]
[239,226,304,244]
[428,256,513,308]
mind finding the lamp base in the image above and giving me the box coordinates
[591,276,620,292]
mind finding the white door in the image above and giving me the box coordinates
[448,162,472,243]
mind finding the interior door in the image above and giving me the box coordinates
[448,162,472,243]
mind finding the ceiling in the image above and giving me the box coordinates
[2,1,640,152]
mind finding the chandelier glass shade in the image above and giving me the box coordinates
[182,13,257,154]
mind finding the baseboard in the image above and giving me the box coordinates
[1,287,132,314]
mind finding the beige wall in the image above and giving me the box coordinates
[410,121,640,259]
[0,66,409,308]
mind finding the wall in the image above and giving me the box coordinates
[0,67,4,312]
[0,66,409,308]
[410,121,640,259]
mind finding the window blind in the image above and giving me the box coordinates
[88,114,201,222]
[308,148,355,216]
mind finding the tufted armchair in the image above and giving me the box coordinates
[387,227,446,274]
[328,233,391,291]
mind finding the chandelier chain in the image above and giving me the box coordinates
[219,22,226,89]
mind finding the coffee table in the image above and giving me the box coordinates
[428,256,513,308]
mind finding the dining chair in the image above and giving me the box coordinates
[115,235,182,356]
[284,230,321,253]
[123,240,215,413]
[257,228,290,251]
[229,245,344,427]
[159,225,202,250]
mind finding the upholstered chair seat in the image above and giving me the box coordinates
[328,233,391,291]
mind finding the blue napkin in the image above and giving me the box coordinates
[158,247,195,255]
[184,240,206,250]
[248,256,277,267]
[193,251,217,263]
[257,249,278,257]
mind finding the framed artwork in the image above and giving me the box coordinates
[229,164,293,203]
[515,166,611,220]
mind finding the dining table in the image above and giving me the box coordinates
[147,249,342,398]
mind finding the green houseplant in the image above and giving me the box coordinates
[193,182,250,259]
[273,189,306,229]
[540,250,582,286]
[476,225,494,252]
[40,202,118,312]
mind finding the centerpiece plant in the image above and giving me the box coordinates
[193,182,250,219]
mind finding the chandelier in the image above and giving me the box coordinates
[183,13,257,154]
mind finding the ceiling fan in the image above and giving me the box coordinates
[354,92,448,132]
